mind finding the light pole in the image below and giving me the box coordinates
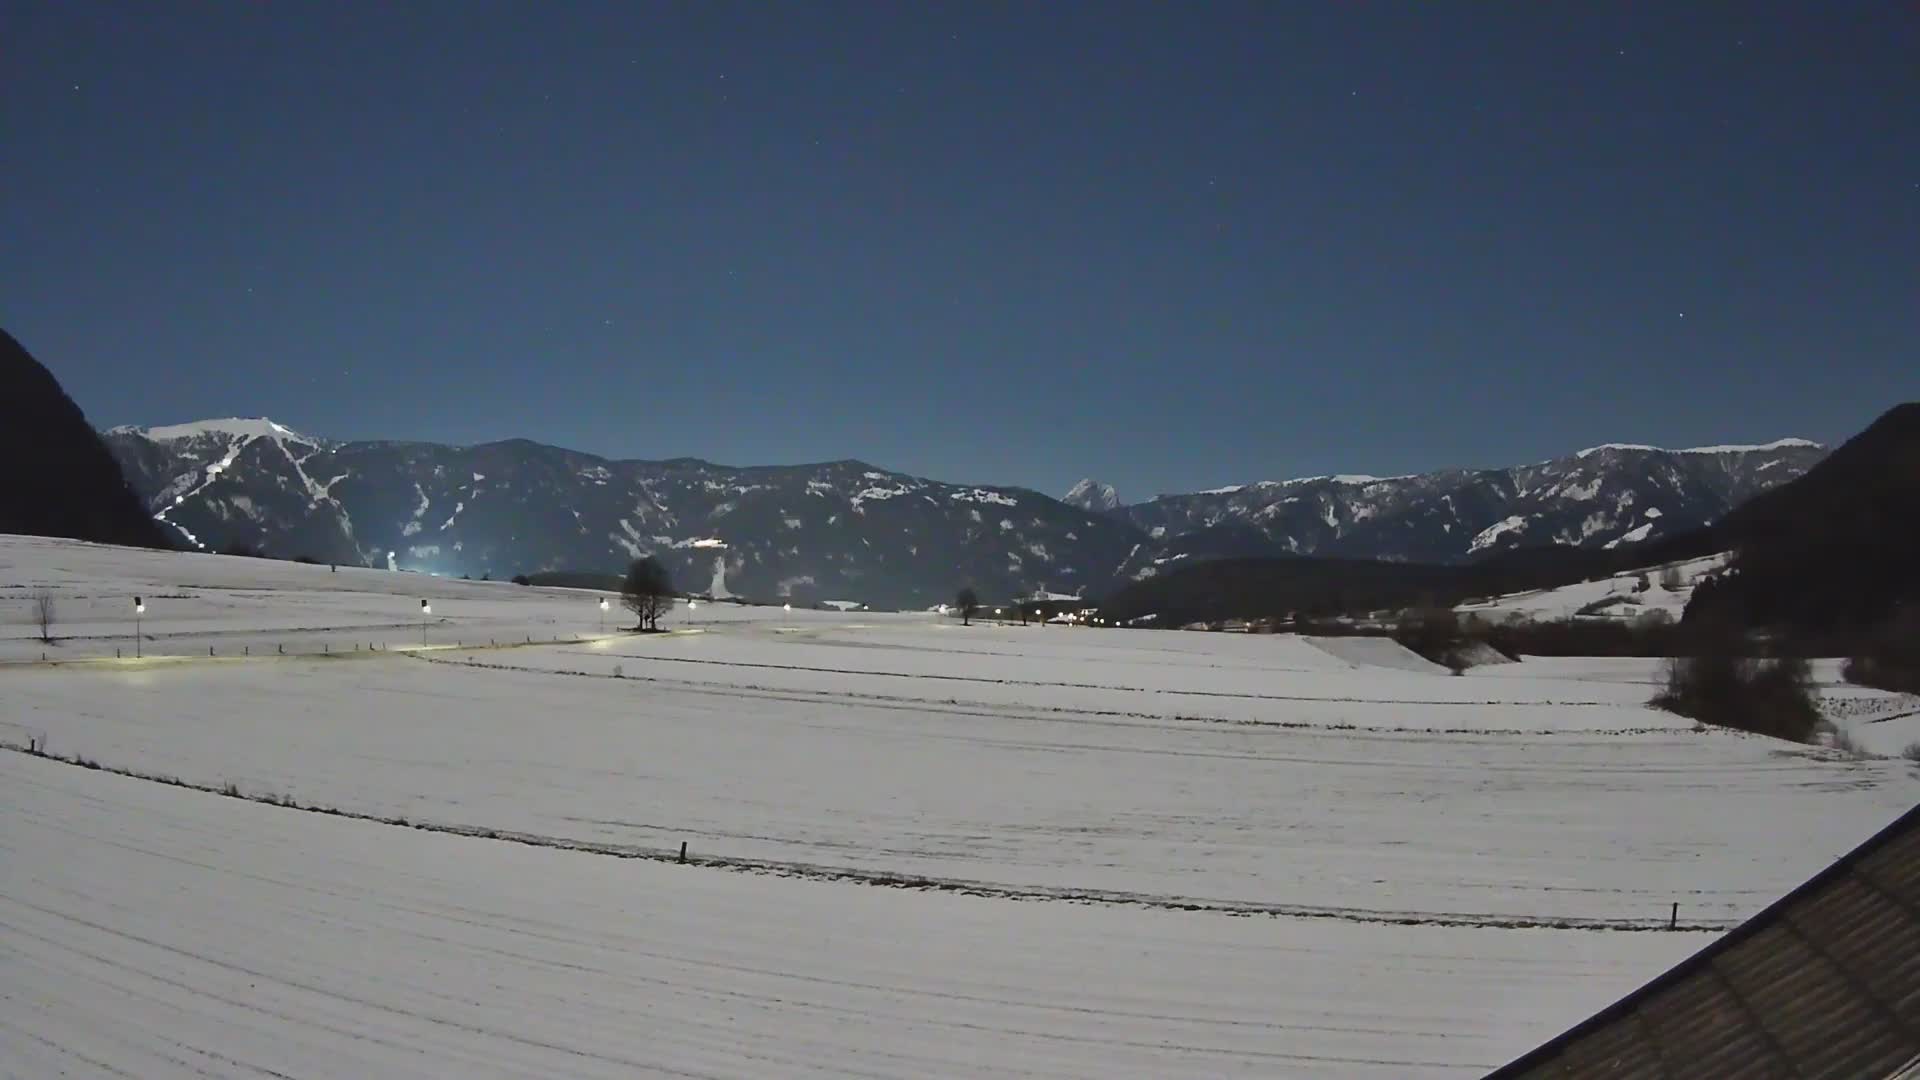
[134,596,144,659]
[687,599,697,627]
[420,599,431,645]
[599,597,609,634]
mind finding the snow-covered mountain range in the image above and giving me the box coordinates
[103,420,1130,608]
[102,419,1822,607]
[1104,438,1825,580]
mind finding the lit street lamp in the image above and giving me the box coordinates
[420,598,431,644]
[599,597,609,634]
[687,599,698,627]
[133,596,144,659]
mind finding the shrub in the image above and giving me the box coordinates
[1577,595,1635,617]
[1653,651,1820,743]
[1634,573,1651,593]
[1840,611,1920,694]
[33,591,55,643]
[1827,725,1867,757]
[1903,742,1920,763]
[1388,608,1477,673]
[511,574,531,586]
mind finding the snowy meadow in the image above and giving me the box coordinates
[3,534,1916,1077]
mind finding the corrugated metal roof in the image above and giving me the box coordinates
[1488,802,1920,1079]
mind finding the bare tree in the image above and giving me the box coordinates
[955,586,980,626]
[33,592,55,643]
[621,557,675,631]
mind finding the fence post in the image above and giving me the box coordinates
[679,841,688,864]
[1670,902,1678,929]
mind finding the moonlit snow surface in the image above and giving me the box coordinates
[4,534,1914,1077]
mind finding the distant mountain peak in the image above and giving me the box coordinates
[111,417,315,445]
[1063,478,1123,512]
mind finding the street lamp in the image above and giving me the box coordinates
[420,598,431,644]
[133,596,144,659]
[687,599,698,626]
[599,597,609,633]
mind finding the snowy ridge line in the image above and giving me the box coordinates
[427,648,1628,708]
[0,741,1729,932]
[414,652,1684,736]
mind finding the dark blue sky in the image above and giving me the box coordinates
[5,3,1915,499]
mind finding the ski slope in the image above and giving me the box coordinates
[4,534,1917,1076]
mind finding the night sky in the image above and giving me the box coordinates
[5,3,1915,500]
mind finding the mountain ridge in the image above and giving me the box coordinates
[1,330,175,552]
[102,415,1824,608]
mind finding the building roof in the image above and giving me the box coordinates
[1488,802,1920,1080]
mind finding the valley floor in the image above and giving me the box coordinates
[3,535,1916,1076]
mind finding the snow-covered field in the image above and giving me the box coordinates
[1455,553,1726,624]
[4,535,1917,1076]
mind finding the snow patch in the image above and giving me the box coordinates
[950,488,1017,507]
[1603,522,1655,549]
[1469,515,1529,553]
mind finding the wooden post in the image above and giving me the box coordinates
[1670,902,1678,929]
[244,645,249,656]
[278,643,284,654]
[679,841,688,864]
